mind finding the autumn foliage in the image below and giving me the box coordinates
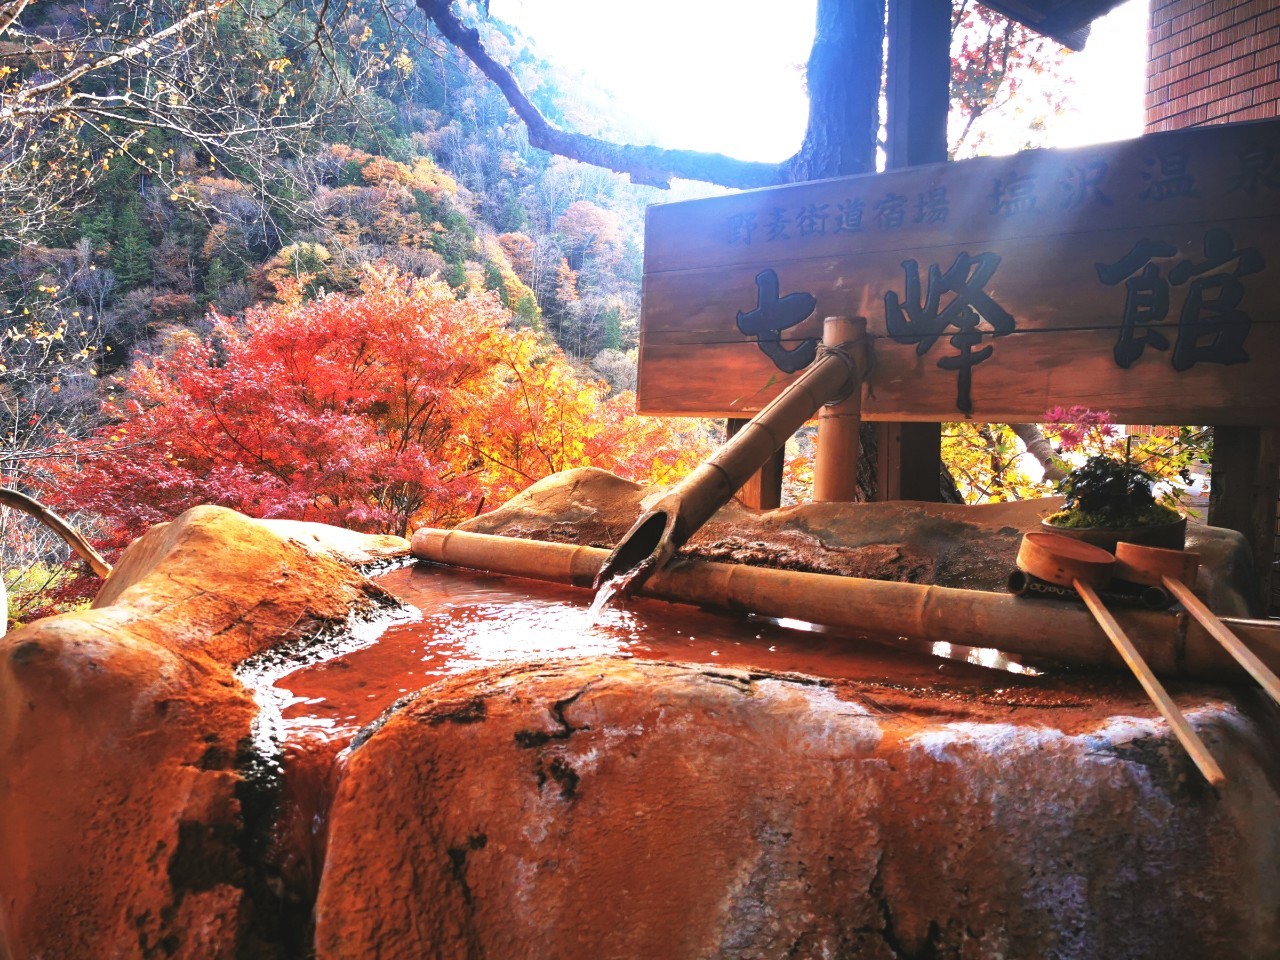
[45,267,709,549]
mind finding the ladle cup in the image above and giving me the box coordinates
[1115,542,1280,707]
[1016,531,1225,786]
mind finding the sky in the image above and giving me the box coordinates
[489,0,1150,162]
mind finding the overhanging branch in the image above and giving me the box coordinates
[0,0,31,40]
[415,0,790,189]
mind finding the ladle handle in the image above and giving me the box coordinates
[1074,579,1226,787]
[1162,576,1280,707]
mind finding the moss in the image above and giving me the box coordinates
[1045,502,1181,529]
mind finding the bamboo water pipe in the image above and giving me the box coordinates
[411,528,1280,685]
[595,317,868,594]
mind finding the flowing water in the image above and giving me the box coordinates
[244,560,1043,931]
[585,568,640,623]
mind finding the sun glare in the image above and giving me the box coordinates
[491,0,1147,162]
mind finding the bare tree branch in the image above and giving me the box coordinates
[2,4,226,119]
[414,0,788,189]
[1010,422,1067,482]
[0,0,33,41]
[0,488,111,578]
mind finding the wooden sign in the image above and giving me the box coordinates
[638,119,1280,425]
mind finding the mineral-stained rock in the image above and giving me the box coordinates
[3,495,1276,960]
[0,506,398,959]
[459,467,1260,615]
[314,659,1280,960]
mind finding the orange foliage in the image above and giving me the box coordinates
[46,267,708,545]
[556,200,622,268]
[328,144,458,197]
[497,231,535,280]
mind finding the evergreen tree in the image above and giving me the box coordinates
[110,201,152,291]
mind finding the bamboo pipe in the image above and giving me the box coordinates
[593,319,867,595]
[411,528,1280,684]
[813,317,867,503]
[1116,542,1280,707]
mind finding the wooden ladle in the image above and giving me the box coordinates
[1116,542,1280,707]
[1017,531,1225,786]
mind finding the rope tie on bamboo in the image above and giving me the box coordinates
[817,336,869,407]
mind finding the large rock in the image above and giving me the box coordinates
[315,659,1280,959]
[2,497,1276,959]
[459,467,1261,615]
[0,506,402,958]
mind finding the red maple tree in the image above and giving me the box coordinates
[46,266,708,552]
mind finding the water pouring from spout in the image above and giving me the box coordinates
[593,316,868,598]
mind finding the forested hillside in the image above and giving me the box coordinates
[0,0,716,622]
[2,0,665,378]
[4,0,1199,628]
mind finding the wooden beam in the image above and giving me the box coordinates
[1209,426,1279,613]
[726,418,784,510]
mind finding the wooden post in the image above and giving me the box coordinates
[878,0,951,502]
[814,317,868,502]
[726,418,784,510]
[884,0,950,171]
[1209,426,1279,612]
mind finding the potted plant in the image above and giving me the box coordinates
[1042,453,1186,552]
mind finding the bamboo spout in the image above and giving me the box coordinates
[594,318,868,594]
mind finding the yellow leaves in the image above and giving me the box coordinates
[267,57,292,73]
[392,52,414,77]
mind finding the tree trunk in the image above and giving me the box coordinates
[787,0,881,500]
[790,0,883,182]
[1010,423,1067,482]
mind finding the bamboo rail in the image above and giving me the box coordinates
[412,528,1280,684]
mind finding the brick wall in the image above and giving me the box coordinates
[1146,2,1280,615]
[1146,0,1280,132]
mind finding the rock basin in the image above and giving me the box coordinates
[1,482,1277,959]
